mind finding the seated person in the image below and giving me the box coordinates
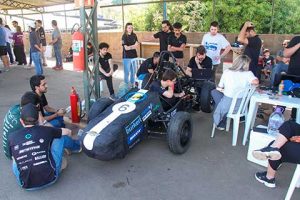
[253,120,300,188]
[87,42,94,58]
[30,75,66,128]
[98,42,116,99]
[262,49,275,78]
[149,69,185,110]
[8,103,81,190]
[3,91,50,159]
[211,55,258,130]
[136,51,160,79]
[270,54,289,87]
[185,45,213,79]
[65,46,73,62]
[276,40,290,63]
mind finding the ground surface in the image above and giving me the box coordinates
[0,61,299,200]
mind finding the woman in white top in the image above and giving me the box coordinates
[211,55,259,130]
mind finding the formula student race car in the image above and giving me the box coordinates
[79,51,214,161]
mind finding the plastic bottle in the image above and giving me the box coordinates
[278,80,284,96]
[267,107,285,135]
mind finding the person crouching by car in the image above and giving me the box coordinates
[136,51,160,80]
[211,55,258,130]
[149,69,185,110]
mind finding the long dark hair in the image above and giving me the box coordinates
[162,20,173,32]
[124,22,133,35]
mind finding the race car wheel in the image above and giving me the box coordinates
[87,97,114,122]
[167,111,192,154]
[200,81,215,113]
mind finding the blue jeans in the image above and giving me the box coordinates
[45,112,65,128]
[123,58,135,84]
[271,62,288,86]
[12,135,81,190]
[31,51,43,75]
[6,42,14,63]
[53,45,62,67]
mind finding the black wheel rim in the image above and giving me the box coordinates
[180,121,191,146]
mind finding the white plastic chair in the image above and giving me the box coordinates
[211,86,256,146]
[285,164,300,200]
[130,58,146,88]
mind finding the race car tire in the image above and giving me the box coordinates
[87,97,114,123]
[167,111,192,154]
[200,81,215,113]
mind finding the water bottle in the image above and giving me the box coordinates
[267,107,285,135]
[278,81,284,96]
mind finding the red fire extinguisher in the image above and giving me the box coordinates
[70,87,81,123]
[72,24,85,71]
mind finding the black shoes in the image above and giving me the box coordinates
[255,171,276,188]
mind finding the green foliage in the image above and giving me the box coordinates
[125,0,299,34]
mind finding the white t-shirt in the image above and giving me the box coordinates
[218,69,257,98]
[201,33,230,65]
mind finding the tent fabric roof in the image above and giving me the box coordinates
[0,0,73,10]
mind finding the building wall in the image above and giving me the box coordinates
[23,31,294,63]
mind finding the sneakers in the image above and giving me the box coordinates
[52,66,63,70]
[109,94,117,101]
[42,63,47,67]
[252,146,282,161]
[255,171,276,188]
[216,126,225,131]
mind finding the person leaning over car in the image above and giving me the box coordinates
[149,69,185,110]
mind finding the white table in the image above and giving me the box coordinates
[242,92,300,145]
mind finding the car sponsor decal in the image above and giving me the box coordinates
[127,126,144,145]
[125,116,142,135]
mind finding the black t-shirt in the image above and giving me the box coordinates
[36,27,46,46]
[188,56,212,69]
[149,80,166,96]
[243,35,262,74]
[8,126,62,189]
[137,57,157,77]
[263,56,275,68]
[122,33,138,58]
[168,33,187,58]
[153,31,173,52]
[287,36,300,76]
[99,52,112,73]
[39,94,48,116]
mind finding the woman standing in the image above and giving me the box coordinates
[12,26,27,65]
[122,22,139,86]
[211,55,259,130]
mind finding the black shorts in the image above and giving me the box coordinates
[0,46,7,56]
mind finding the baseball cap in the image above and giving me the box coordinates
[27,21,36,28]
[21,103,38,123]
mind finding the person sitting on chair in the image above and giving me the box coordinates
[149,69,185,110]
[253,120,300,188]
[211,55,258,130]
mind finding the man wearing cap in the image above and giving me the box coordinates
[3,91,49,159]
[30,75,66,128]
[238,21,262,80]
[0,17,10,72]
[8,103,81,190]
[28,21,43,75]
